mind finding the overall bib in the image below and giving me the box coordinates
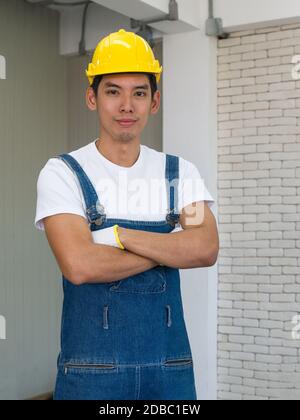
[53,152,197,400]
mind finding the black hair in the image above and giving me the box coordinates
[91,73,158,100]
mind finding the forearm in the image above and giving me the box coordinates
[118,227,213,269]
[76,243,158,285]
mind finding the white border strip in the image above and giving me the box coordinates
[0,315,6,340]
[0,55,6,80]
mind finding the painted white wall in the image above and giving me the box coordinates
[94,0,300,31]
[163,29,218,400]
[55,0,300,56]
[56,0,201,55]
[87,0,202,30]
[215,0,300,31]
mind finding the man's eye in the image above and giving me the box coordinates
[106,89,118,95]
[135,91,146,97]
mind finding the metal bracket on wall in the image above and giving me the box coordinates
[130,0,179,46]
[205,0,229,39]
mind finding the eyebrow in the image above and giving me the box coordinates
[104,82,149,90]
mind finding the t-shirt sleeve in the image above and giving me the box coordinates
[34,158,87,231]
[178,158,215,213]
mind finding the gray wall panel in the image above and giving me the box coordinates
[0,0,67,399]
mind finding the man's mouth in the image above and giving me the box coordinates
[116,119,137,128]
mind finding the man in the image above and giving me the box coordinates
[34,28,219,400]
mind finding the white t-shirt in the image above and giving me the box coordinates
[34,139,215,231]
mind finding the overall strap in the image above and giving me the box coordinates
[55,153,106,226]
[165,154,180,227]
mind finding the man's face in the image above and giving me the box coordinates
[86,73,160,143]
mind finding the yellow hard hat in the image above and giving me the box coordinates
[86,28,162,85]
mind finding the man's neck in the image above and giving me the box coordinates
[95,138,141,168]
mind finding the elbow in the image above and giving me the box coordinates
[206,251,218,267]
[69,271,86,286]
[188,248,218,269]
[63,267,85,286]
[194,242,219,268]
[63,259,89,286]
[206,243,219,267]
[67,261,106,285]
[206,231,220,267]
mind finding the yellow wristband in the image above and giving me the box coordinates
[113,224,125,250]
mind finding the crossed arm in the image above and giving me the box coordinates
[43,201,219,285]
[117,201,219,269]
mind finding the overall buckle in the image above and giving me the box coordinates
[86,203,106,226]
[166,209,179,227]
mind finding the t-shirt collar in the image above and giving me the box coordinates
[92,138,143,170]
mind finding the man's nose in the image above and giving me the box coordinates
[119,93,134,113]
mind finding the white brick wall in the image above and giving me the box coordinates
[217,23,300,400]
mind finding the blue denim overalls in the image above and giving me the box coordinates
[52,151,197,400]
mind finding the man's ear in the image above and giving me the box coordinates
[150,90,160,115]
[86,87,97,111]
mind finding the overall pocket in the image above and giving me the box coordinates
[63,362,117,375]
[162,357,194,370]
[109,266,166,294]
